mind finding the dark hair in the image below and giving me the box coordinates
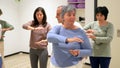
[0,9,3,15]
[32,7,47,27]
[95,6,109,20]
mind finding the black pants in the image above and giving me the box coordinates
[90,57,111,68]
[30,48,48,68]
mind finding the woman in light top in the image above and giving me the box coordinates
[47,5,92,68]
[83,6,114,68]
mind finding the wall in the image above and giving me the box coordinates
[85,0,94,24]
[76,9,85,22]
[98,0,120,68]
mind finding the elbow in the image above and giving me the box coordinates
[11,27,14,30]
[22,25,27,29]
[47,33,53,42]
[22,25,25,29]
[89,49,92,56]
[47,33,58,43]
[87,47,92,56]
[9,27,14,30]
[47,36,51,42]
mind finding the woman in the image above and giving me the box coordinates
[22,7,51,68]
[47,5,92,68]
[0,9,14,68]
[83,6,114,68]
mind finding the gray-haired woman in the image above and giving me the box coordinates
[47,5,92,68]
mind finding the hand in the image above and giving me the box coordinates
[86,29,95,34]
[41,40,48,43]
[2,28,10,32]
[67,37,84,43]
[86,33,96,39]
[35,41,41,45]
[27,26,34,30]
[35,40,48,45]
[34,27,44,30]
[0,36,5,39]
[69,49,80,56]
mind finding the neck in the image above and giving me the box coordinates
[99,20,107,26]
[63,25,76,30]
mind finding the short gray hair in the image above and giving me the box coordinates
[57,5,65,9]
[61,5,76,19]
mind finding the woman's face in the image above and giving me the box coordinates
[96,13,105,21]
[36,11,44,23]
[63,11,76,26]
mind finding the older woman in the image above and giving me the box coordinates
[47,5,92,68]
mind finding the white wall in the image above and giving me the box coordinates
[98,0,120,68]
[85,0,94,23]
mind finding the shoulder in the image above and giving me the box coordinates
[85,21,98,28]
[28,20,33,23]
[86,21,97,25]
[107,21,114,28]
[53,25,62,29]
[74,21,84,29]
[25,20,33,25]
[107,22,113,26]
[0,19,7,23]
[74,21,79,25]
[46,23,52,29]
[46,23,51,27]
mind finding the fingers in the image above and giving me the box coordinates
[69,50,80,56]
[34,42,39,45]
[35,40,48,45]
[67,37,84,43]
[86,33,96,38]
[34,27,44,30]
[86,29,94,34]
[73,37,84,43]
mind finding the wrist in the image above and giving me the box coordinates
[5,28,10,31]
[65,38,68,44]
[92,36,96,40]
[32,27,35,30]
[33,28,35,30]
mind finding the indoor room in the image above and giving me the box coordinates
[0,0,120,68]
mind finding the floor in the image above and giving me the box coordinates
[4,53,91,68]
